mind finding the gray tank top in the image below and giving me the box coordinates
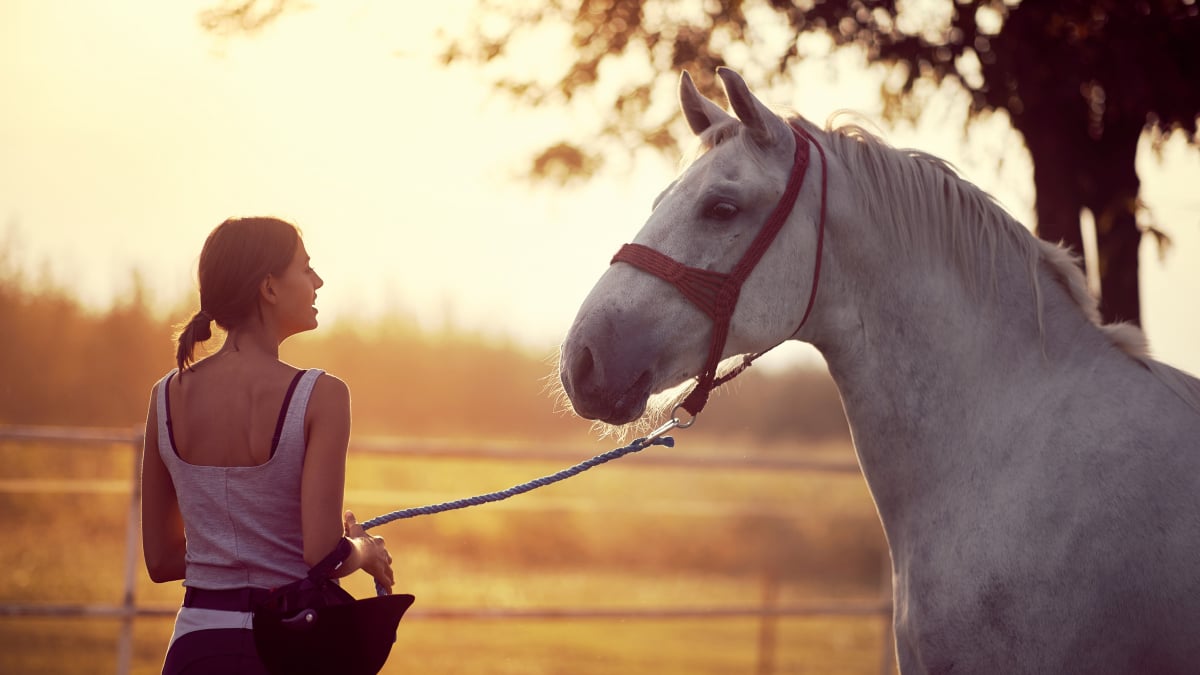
[154,368,325,590]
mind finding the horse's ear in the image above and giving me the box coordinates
[679,70,733,136]
[717,67,781,146]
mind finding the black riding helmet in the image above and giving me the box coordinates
[253,538,415,675]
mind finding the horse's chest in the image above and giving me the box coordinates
[892,569,1028,672]
[889,528,1065,673]
[888,500,1199,674]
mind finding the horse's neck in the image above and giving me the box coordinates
[811,242,1097,535]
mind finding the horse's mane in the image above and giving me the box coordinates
[811,117,1147,355]
[806,116,1200,413]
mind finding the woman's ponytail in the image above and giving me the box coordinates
[176,309,214,373]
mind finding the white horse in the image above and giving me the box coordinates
[559,67,1200,673]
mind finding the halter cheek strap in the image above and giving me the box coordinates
[611,122,828,418]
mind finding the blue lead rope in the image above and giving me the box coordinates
[361,434,675,530]
[358,421,685,597]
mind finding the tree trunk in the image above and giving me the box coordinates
[1082,119,1143,326]
[985,0,1150,328]
[1013,114,1144,327]
[1024,125,1086,261]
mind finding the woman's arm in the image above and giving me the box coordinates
[339,510,394,590]
[140,383,186,583]
[302,373,394,591]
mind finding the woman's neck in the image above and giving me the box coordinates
[218,322,281,361]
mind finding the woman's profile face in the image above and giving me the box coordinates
[271,238,324,338]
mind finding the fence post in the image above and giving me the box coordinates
[755,569,778,675]
[115,430,144,675]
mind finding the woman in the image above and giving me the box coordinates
[141,216,394,674]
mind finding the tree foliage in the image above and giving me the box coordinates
[199,0,291,36]
[446,3,1194,153]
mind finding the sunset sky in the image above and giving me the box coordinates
[2,0,1197,375]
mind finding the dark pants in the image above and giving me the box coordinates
[162,628,269,675]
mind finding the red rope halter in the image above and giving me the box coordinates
[610,122,828,418]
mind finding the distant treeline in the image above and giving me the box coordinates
[0,255,850,444]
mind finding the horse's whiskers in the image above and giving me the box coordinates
[545,347,697,440]
[540,350,576,419]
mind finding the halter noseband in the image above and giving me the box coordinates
[610,122,828,418]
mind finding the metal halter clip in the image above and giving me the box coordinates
[671,405,697,429]
[644,418,679,444]
[643,405,697,444]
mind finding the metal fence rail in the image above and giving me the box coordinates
[0,425,894,675]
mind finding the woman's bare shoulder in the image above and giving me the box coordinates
[309,371,350,411]
[304,371,351,449]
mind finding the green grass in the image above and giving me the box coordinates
[0,438,895,674]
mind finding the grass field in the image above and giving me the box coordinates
[0,435,896,674]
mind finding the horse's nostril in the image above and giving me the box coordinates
[570,346,595,385]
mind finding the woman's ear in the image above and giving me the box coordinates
[259,275,278,305]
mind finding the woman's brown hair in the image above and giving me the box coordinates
[176,217,300,372]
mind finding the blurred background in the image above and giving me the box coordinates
[1,1,1196,673]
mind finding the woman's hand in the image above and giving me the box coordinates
[343,510,394,594]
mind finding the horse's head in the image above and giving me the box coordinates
[559,68,827,427]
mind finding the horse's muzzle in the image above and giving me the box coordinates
[559,327,655,425]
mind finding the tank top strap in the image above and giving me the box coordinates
[273,369,325,458]
[154,369,179,463]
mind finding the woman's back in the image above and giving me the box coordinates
[154,359,324,590]
[167,354,306,468]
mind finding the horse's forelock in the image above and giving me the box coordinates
[698,120,741,151]
[676,120,777,187]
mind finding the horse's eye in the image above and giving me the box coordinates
[705,201,739,220]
